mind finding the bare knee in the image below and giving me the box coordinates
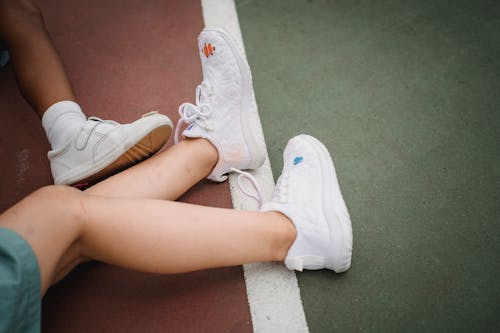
[32,184,81,199]
[29,185,84,225]
[0,0,44,31]
[0,185,89,294]
[0,185,82,227]
[32,184,82,206]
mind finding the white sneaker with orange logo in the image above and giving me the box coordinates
[174,28,266,181]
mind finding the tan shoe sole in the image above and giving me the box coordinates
[72,124,172,188]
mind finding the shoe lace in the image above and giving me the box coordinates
[174,81,213,144]
[230,168,264,209]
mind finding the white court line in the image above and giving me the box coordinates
[200,1,309,332]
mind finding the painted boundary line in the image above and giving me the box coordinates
[200,1,309,332]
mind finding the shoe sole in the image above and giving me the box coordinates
[71,124,172,187]
[301,134,353,273]
[52,113,173,185]
[206,28,267,171]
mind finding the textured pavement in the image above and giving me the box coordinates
[236,0,500,331]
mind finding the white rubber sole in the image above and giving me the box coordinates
[300,134,353,272]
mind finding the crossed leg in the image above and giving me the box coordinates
[0,0,296,297]
[50,137,229,285]
[49,138,222,282]
[0,138,295,295]
[0,0,348,306]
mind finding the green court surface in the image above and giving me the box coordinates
[236,0,500,331]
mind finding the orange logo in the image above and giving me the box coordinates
[202,42,215,58]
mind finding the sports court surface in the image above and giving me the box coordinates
[0,0,498,332]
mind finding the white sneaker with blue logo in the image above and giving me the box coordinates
[261,134,353,272]
[174,28,266,181]
[48,112,172,186]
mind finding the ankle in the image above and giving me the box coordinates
[42,101,86,149]
[185,138,218,170]
[265,211,297,261]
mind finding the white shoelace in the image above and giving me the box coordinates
[230,168,264,209]
[174,81,213,144]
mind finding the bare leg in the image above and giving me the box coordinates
[0,0,285,298]
[0,186,295,295]
[0,186,83,294]
[0,0,75,116]
[40,137,214,283]
[85,138,218,200]
[0,0,221,274]
[81,196,293,276]
[50,139,216,282]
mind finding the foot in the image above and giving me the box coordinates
[261,135,353,272]
[48,112,173,185]
[174,28,266,182]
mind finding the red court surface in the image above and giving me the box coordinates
[0,0,252,331]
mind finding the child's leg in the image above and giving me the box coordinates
[51,138,217,280]
[85,138,218,200]
[0,0,173,185]
[0,135,350,301]
[80,195,294,277]
[86,27,270,199]
[0,185,295,295]
[0,186,85,294]
[0,0,75,115]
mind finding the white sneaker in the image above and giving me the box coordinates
[261,135,353,272]
[48,111,173,185]
[174,28,266,182]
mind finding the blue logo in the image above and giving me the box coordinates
[293,156,303,165]
[187,124,194,131]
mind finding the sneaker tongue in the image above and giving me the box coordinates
[182,123,207,140]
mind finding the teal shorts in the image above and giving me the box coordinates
[0,228,41,333]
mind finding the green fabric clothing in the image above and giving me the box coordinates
[0,228,41,333]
